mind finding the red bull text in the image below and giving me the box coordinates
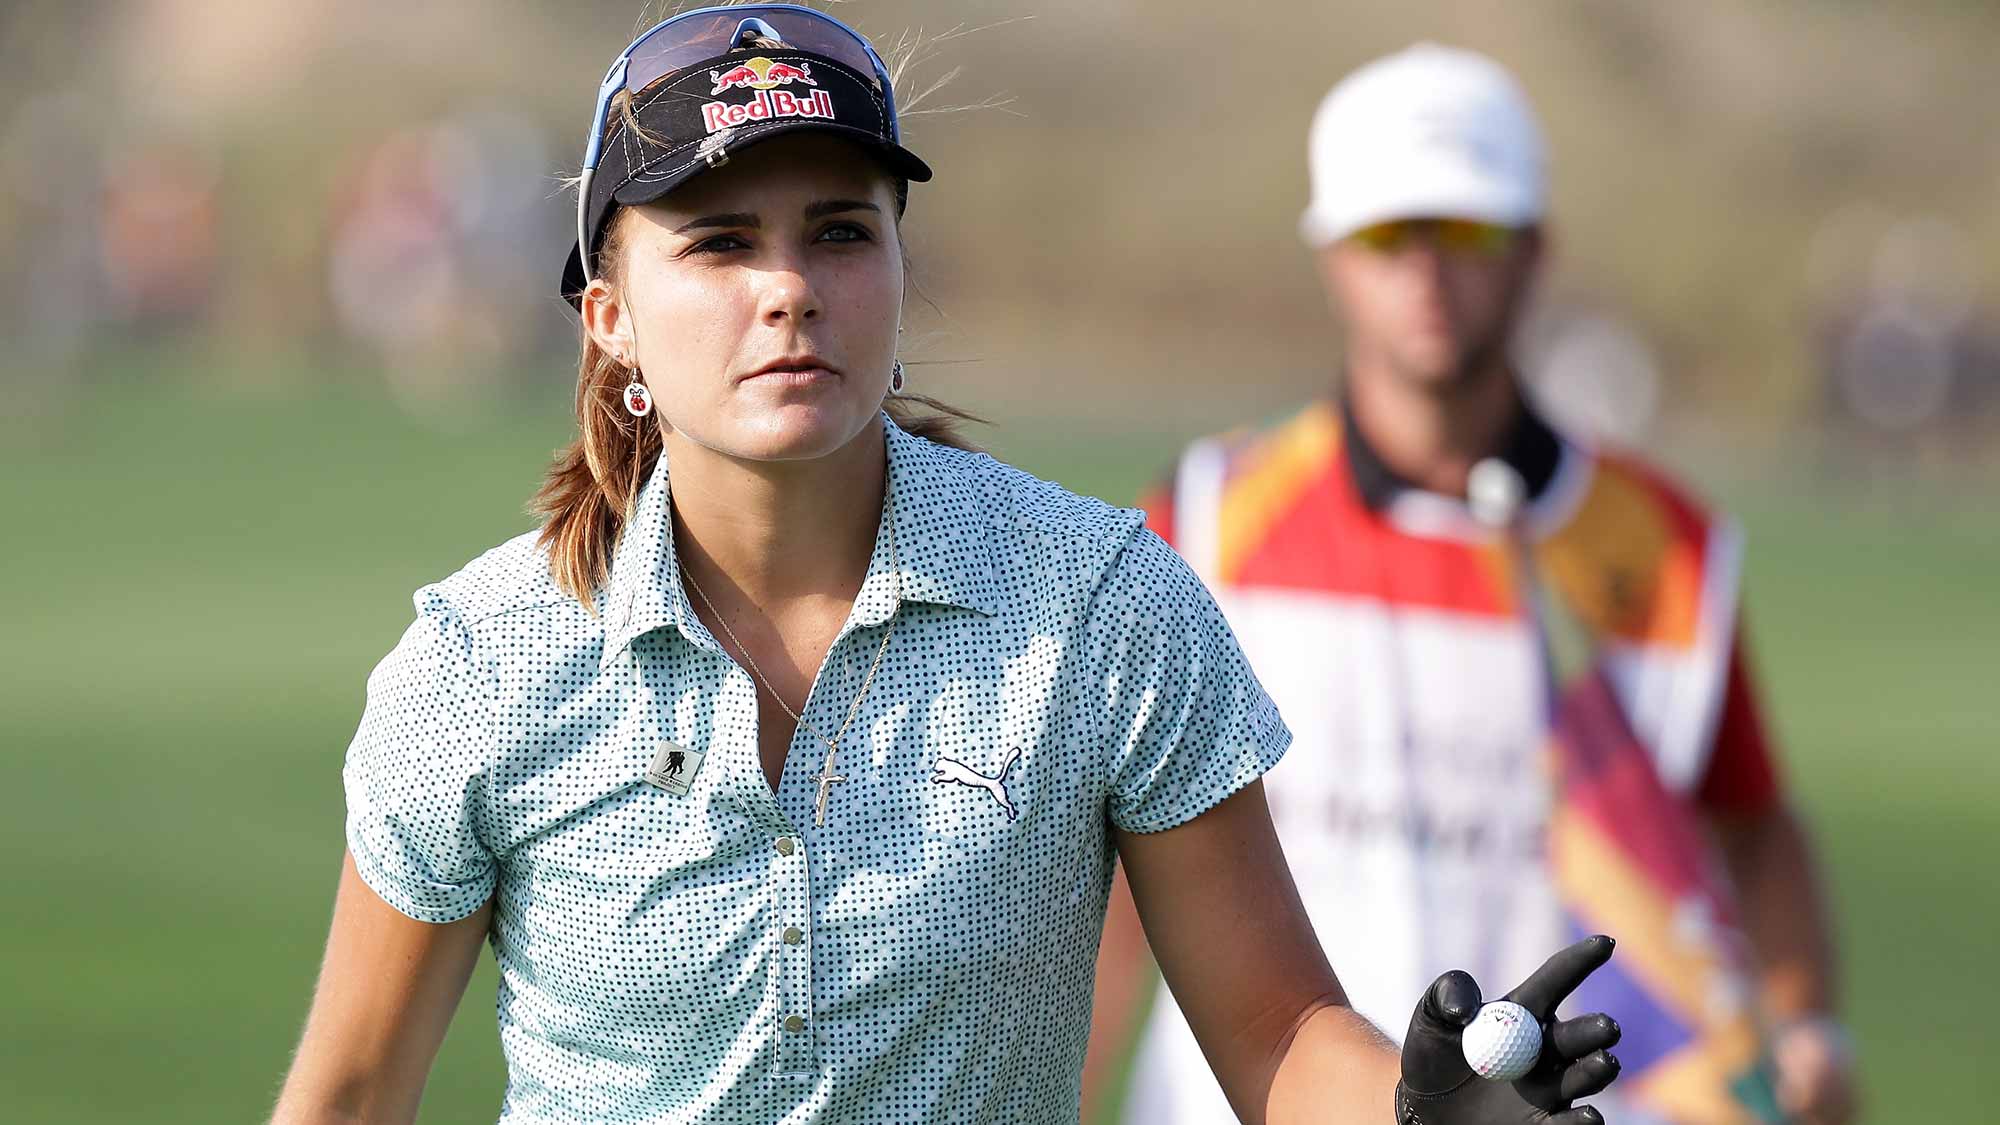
[701,88,836,133]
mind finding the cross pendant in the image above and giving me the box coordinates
[812,767,848,827]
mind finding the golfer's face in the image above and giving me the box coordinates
[616,134,904,462]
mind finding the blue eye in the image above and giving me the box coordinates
[690,234,749,254]
[819,222,872,243]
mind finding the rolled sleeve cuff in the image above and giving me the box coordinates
[1111,702,1292,835]
[345,810,495,924]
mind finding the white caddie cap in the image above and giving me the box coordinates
[1299,43,1547,247]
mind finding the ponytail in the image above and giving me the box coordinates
[531,321,662,609]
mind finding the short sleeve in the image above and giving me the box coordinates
[1694,626,1784,814]
[1094,528,1291,833]
[342,590,497,923]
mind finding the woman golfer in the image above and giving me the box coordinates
[273,7,1623,1123]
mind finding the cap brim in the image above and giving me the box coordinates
[1299,152,1542,247]
[561,125,931,307]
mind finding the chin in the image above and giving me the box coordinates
[718,397,880,462]
[1394,351,1474,387]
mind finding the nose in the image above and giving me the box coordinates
[1390,238,1452,300]
[757,250,820,325]
[1396,236,1448,277]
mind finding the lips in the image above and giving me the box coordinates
[740,356,841,385]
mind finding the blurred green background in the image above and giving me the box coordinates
[3,0,1996,1121]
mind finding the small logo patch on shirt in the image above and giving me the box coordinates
[645,741,705,797]
[931,748,1021,821]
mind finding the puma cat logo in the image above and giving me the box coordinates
[930,748,1021,821]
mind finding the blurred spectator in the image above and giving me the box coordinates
[1809,211,1997,470]
[325,110,567,409]
[98,140,221,333]
[326,126,468,402]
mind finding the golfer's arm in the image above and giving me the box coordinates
[1118,782,1401,1125]
[1708,803,1839,1020]
[271,850,492,1125]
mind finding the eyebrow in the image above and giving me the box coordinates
[804,199,881,220]
[674,212,759,235]
[673,199,882,235]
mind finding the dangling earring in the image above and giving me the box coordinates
[889,359,907,396]
[622,360,653,418]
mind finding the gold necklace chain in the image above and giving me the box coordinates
[678,493,900,828]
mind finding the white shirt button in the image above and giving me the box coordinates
[784,1015,806,1032]
[783,926,803,945]
[775,837,796,856]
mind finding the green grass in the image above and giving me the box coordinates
[3,384,1992,1121]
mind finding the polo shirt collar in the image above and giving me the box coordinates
[866,415,1002,622]
[1340,386,1563,512]
[598,446,694,671]
[599,413,998,671]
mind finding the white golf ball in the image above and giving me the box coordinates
[1462,1000,1542,1081]
[1466,457,1527,529]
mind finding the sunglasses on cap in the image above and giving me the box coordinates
[1349,218,1521,257]
[571,4,910,296]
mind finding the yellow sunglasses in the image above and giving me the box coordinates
[1349,218,1520,256]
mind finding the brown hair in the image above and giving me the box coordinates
[531,200,983,608]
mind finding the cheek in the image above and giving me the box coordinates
[1442,262,1520,328]
[815,257,903,375]
[828,253,902,326]
[631,267,754,362]
[1332,259,1415,330]
[1324,255,1371,315]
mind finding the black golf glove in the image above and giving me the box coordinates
[1393,934,1623,1124]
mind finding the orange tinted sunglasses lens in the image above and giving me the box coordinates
[1435,219,1515,254]
[1350,220,1415,252]
[1350,219,1516,255]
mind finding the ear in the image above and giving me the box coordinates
[580,277,636,364]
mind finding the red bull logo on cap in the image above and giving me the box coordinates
[708,56,817,95]
[701,87,836,134]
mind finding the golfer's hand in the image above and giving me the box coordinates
[1393,935,1623,1125]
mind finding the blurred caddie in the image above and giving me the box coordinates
[1088,43,1855,1125]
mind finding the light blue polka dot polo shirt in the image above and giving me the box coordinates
[342,414,1290,1123]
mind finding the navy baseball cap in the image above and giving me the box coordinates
[561,7,932,307]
